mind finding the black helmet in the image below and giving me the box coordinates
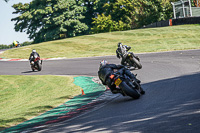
[118,42,122,47]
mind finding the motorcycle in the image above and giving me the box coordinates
[30,54,42,71]
[124,52,142,69]
[16,44,20,47]
[109,70,145,99]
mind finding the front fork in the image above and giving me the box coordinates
[128,80,142,94]
[129,52,140,61]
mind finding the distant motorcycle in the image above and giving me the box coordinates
[30,54,42,71]
[110,69,145,99]
[16,44,21,47]
[125,52,142,69]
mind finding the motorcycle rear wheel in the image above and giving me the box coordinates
[119,81,140,99]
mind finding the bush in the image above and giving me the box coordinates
[0,44,11,50]
[21,41,33,46]
[0,41,33,50]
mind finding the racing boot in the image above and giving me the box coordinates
[131,77,141,84]
[136,78,141,84]
[140,87,145,95]
[134,74,141,83]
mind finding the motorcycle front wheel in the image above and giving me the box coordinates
[119,81,140,99]
[130,57,142,69]
[37,63,42,71]
[31,66,35,71]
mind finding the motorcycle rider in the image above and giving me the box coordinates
[98,60,144,95]
[29,49,40,64]
[13,40,19,47]
[116,42,131,65]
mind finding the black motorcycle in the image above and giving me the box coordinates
[30,55,42,71]
[125,52,142,69]
[110,70,145,99]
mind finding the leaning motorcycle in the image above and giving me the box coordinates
[30,55,42,71]
[123,52,142,69]
[110,70,145,99]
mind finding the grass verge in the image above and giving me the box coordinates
[0,75,81,129]
[1,24,200,59]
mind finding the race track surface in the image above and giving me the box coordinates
[1,49,200,133]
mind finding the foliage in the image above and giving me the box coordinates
[91,13,130,33]
[11,0,181,42]
[0,44,12,50]
[0,41,33,50]
[20,41,33,46]
[191,0,200,7]
[81,0,102,28]
[91,0,179,33]
[12,0,88,43]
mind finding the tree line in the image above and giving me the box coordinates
[8,0,180,44]
[0,41,33,50]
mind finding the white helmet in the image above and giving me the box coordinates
[100,60,108,68]
[32,49,36,53]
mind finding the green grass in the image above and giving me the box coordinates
[0,75,81,129]
[1,24,200,59]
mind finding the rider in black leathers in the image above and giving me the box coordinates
[29,49,40,64]
[98,60,142,94]
[116,42,131,65]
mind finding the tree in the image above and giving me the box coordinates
[104,0,165,28]
[91,13,130,33]
[79,0,107,33]
[12,0,88,43]
[92,0,178,33]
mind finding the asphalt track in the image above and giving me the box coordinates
[1,49,200,133]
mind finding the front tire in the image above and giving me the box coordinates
[37,63,42,71]
[31,65,35,71]
[119,81,140,99]
[130,57,142,69]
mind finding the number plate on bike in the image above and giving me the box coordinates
[115,78,122,86]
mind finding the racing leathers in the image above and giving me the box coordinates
[98,64,140,94]
[29,52,40,64]
[116,45,131,65]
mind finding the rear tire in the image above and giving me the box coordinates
[130,57,142,69]
[119,81,140,99]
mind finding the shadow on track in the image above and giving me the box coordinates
[1,73,200,133]
[36,72,200,133]
[21,71,40,73]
